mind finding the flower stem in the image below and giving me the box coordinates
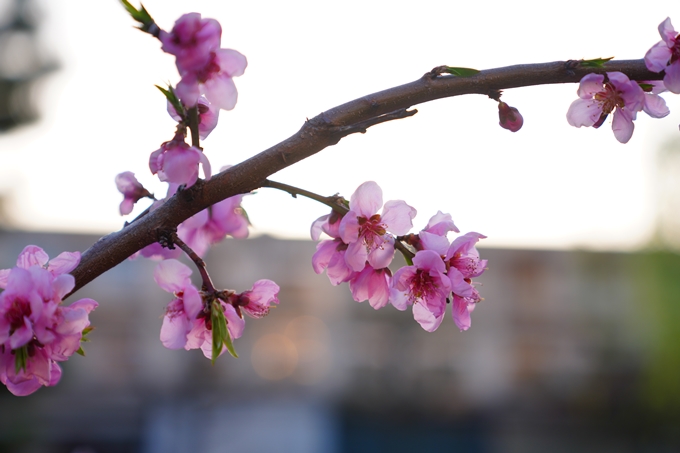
[172,233,216,294]
[263,179,348,215]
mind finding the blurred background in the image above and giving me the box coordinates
[1,0,680,451]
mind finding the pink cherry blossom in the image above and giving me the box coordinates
[645,17,680,94]
[177,193,249,257]
[312,239,355,286]
[233,279,280,319]
[349,265,391,310]
[160,13,222,75]
[115,171,151,215]
[167,96,220,140]
[498,101,523,132]
[390,250,451,332]
[446,232,488,280]
[566,72,645,143]
[0,246,97,396]
[149,138,211,187]
[415,211,459,255]
[339,181,416,272]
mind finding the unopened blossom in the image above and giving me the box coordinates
[339,181,416,272]
[349,265,391,310]
[645,17,680,94]
[167,96,220,140]
[566,72,645,143]
[498,101,523,132]
[178,194,249,257]
[391,249,451,332]
[160,13,222,75]
[149,138,211,187]
[0,246,97,396]
[232,279,280,319]
[115,171,151,215]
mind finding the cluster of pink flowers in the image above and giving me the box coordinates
[0,246,97,396]
[160,13,247,111]
[567,17,679,143]
[311,182,487,332]
[154,259,278,359]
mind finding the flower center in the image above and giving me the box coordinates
[5,298,31,333]
[409,269,436,303]
[594,83,625,114]
[357,214,387,248]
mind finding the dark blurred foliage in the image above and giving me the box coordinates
[0,0,56,132]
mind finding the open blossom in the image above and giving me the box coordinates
[391,250,452,332]
[645,17,680,93]
[0,246,97,396]
[115,171,151,216]
[161,13,247,110]
[178,194,250,257]
[232,280,280,319]
[566,72,645,143]
[339,181,416,272]
[154,259,244,358]
[149,138,211,187]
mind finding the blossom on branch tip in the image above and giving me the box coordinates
[566,72,645,143]
[0,246,97,396]
[645,17,680,94]
[115,171,151,215]
[498,102,523,132]
[161,13,247,110]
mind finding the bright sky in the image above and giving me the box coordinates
[0,0,679,250]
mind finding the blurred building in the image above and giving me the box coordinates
[0,231,679,452]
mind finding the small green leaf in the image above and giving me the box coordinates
[223,328,239,359]
[638,82,654,92]
[155,85,185,119]
[444,67,481,77]
[580,57,614,68]
[75,347,85,357]
[14,346,28,374]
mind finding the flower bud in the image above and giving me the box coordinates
[498,101,523,132]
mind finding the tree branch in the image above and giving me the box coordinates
[68,59,661,296]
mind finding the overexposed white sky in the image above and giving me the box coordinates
[0,0,679,250]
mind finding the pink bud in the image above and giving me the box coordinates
[498,101,523,132]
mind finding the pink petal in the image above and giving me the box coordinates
[367,237,395,270]
[344,239,369,272]
[663,61,680,94]
[381,200,417,235]
[215,49,247,77]
[224,304,245,340]
[413,303,444,332]
[452,296,473,331]
[577,73,605,99]
[349,181,382,218]
[643,93,670,118]
[412,249,447,274]
[16,245,49,269]
[389,287,410,311]
[10,317,33,349]
[160,313,191,349]
[419,231,450,256]
[425,211,459,235]
[612,109,635,144]
[645,41,672,72]
[203,73,238,111]
[566,98,600,127]
[658,17,677,45]
[154,259,193,293]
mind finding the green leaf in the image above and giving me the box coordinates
[14,346,28,374]
[638,82,654,92]
[155,85,185,119]
[444,67,481,77]
[120,1,155,29]
[580,57,614,68]
[75,347,85,357]
[223,327,239,358]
